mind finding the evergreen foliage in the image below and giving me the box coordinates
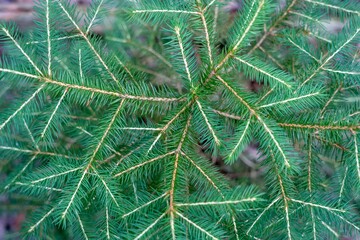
[0,0,359,239]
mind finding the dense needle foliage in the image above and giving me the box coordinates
[0,0,360,239]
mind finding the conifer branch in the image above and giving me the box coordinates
[169,115,192,239]
[26,34,82,45]
[113,151,176,177]
[0,68,181,102]
[352,131,360,180]
[322,68,360,75]
[304,0,360,15]
[247,196,281,235]
[181,152,222,195]
[57,1,120,84]
[0,84,45,131]
[1,28,43,75]
[4,154,38,190]
[91,167,119,207]
[300,28,360,87]
[28,203,60,233]
[320,85,342,117]
[0,146,79,159]
[287,38,320,62]
[174,26,193,85]
[23,119,39,150]
[279,123,360,131]
[76,212,89,240]
[30,167,83,184]
[1,0,359,237]
[249,0,298,54]
[289,198,345,213]
[62,100,124,219]
[14,182,63,192]
[134,212,167,240]
[41,88,68,138]
[122,192,168,218]
[234,56,293,89]
[229,117,251,158]
[199,12,213,66]
[196,100,220,145]
[133,10,200,15]
[86,0,104,35]
[216,75,290,167]
[46,0,51,76]
[215,0,265,71]
[176,211,218,240]
[319,217,339,238]
[258,92,321,108]
[176,198,257,207]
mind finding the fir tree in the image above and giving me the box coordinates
[0,0,359,239]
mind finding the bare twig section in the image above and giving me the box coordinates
[279,123,360,131]
[212,109,242,120]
